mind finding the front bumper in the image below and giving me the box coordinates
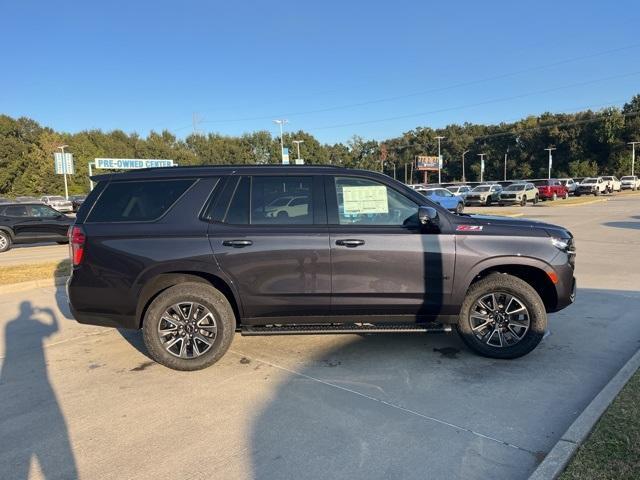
[53,205,73,212]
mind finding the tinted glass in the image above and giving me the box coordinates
[251,176,313,225]
[533,180,549,186]
[88,179,194,222]
[334,177,417,226]
[4,205,28,217]
[473,186,491,192]
[505,184,525,191]
[29,205,60,217]
[224,177,250,224]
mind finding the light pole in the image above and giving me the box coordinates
[504,147,509,181]
[462,150,469,183]
[292,140,304,163]
[435,136,445,184]
[58,145,69,200]
[273,119,289,164]
[544,146,556,179]
[629,141,639,176]
[478,153,486,183]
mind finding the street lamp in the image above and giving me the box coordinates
[58,145,69,200]
[462,150,470,183]
[478,153,486,183]
[629,141,639,177]
[544,146,556,179]
[273,119,289,164]
[292,139,304,163]
[435,136,445,184]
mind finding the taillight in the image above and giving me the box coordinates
[69,225,86,266]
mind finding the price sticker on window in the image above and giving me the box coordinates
[342,186,389,214]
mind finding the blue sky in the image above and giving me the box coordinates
[2,0,639,144]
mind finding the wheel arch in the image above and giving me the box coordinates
[135,271,242,329]
[458,259,558,312]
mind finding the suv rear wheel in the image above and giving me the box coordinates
[0,231,11,253]
[457,273,547,359]
[142,282,236,371]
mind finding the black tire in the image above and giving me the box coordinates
[142,282,236,371]
[0,231,11,253]
[485,197,492,206]
[520,198,526,207]
[595,189,600,196]
[456,273,547,359]
[56,241,68,245]
[575,192,581,197]
[563,191,569,200]
[533,195,539,204]
[455,202,464,214]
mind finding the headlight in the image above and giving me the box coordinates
[551,237,576,254]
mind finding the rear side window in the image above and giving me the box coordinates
[88,179,194,222]
[3,205,28,217]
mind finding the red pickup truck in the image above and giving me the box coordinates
[533,179,569,201]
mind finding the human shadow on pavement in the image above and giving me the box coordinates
[0,302,78,479]
[602,221,640,230]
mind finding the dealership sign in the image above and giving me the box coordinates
[416,155,439,171]
[95,158,175,170]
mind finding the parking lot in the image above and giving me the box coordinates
[1,194,639,479]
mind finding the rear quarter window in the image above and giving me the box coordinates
[87,179,194,222]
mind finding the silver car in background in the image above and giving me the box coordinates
[40,195,73,213]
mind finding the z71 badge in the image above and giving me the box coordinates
[456,225,483,232]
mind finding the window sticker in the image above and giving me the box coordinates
[342,186,389,214]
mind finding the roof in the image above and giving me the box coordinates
[90,164,352,181]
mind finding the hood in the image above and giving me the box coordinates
[458,214,572,239]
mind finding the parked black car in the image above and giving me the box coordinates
[70,195,87,212]
[0,203,73,252]
[68,166,576,370]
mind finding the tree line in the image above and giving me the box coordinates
[1,94,639,196]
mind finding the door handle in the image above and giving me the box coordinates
[335,239,365,248]
[222,239,253,248]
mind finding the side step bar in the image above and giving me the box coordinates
[241,323,452,336]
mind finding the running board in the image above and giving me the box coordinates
[241,323,452,336]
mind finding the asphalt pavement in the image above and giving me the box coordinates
[1,243,69,266]
[1,195,640,479]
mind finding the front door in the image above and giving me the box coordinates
[208,175,330,321]
[327,175,455,319]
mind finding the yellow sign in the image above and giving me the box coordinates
[342,186,389,214]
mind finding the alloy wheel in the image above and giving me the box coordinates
[158,302,218,358]
[469,292,530,347]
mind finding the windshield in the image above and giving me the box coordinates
[533,180,549,186]
[49,196,65,201]
[602,176,613,180]
[472,186,491,192]
[268,197,292,207]
[504,184,526,191]
[582,178,596,184]
[621,176,635,181]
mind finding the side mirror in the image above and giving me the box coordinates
[418,206,439,226]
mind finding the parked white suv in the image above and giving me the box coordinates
[575,177,608,196]
[601,176,621,192]
[620,175,640,190]
[558,178,577,195]
[40,195,73,213]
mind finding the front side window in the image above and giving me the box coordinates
[30,205,60,217]
[334,177,417,226]
[87,179,194,222]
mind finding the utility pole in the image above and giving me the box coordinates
[544,146,556,179]
[58,145,69,200]
[435,136,445,184]
[629,141,639,177]
[478,153,486,183]
[192,113,202,135]
[273,119,289,164]
[292,140,304,162]
[504,147,509,181]
[462,150,469,183]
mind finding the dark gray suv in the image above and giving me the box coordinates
[68,165,576,370]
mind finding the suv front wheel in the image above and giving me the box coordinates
[457,273,547,359]
[142,282,236,371]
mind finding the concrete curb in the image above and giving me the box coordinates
[529,347,640,479]
[539,198,609,208]
[1,275,69,294]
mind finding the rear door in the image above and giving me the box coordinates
[207,174,330,321]
[26,204,70,240]
[326,174,455,318]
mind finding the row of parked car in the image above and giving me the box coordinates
[408,174,640,211]
[0,195,86,212]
